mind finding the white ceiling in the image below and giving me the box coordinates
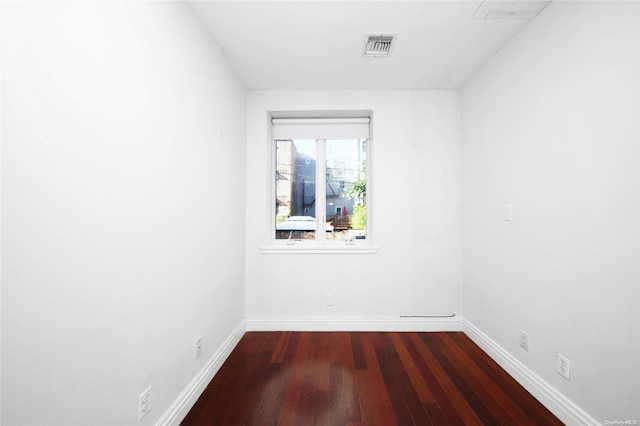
[191,1,550,90]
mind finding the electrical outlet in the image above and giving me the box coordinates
[138,386,152,421]
[195,336,202,359]
[557,353,570,380]
[519,330,529,351]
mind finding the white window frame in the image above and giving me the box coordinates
[261,112,379,254]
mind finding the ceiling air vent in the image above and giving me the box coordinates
[363,35,396,58]
[473,0,551,19]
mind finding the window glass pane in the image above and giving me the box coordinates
[275,140,317,240]
[325,139,367,240]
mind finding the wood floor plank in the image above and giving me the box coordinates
[297,361,317,423]
[218,349,271,425]
[329,362,346,424]
[405,333,482,426]
[441,346,528,425]
[330,362,363,424]
[270,331,291,363]
[278,333,310,425]
[420,332,502,425]
[181,332,563,426]
[337,332,357,386]
[226,351,275,426]
[389,332,436,404]
[313,335,332,393]
[354,333,397,426]
[350,332,367,370]
[313,389,331,426]
[450,332,563,426]
[344,385,362,423]
[382,381,416,425]
[438,333,535,425]
[251,332,299,425]
[377,333,432,425]
[423,402,448,425]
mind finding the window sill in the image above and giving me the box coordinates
[259,243,380,255]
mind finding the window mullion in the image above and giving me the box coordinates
[316,139,326,241]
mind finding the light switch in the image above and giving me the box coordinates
[503,204,513,221]
[327,293,335,306]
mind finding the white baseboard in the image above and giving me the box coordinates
[462,319,599,426]
[246,315,462,332]
[157,319,246,426]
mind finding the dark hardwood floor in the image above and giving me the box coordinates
[181,332,563,426]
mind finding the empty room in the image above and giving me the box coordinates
[1,0,638,425]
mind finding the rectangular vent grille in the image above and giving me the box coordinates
[363,35,395,57]
[473,0,551,19]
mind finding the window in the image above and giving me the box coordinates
[272,116,369,245]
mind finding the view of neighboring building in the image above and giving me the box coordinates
[275,139,367,240]
[275,140,296,219]
[325,139,366,219]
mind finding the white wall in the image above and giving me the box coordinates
[461,1,639,423]
[1,2,246,425]
[246,91,461,320]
